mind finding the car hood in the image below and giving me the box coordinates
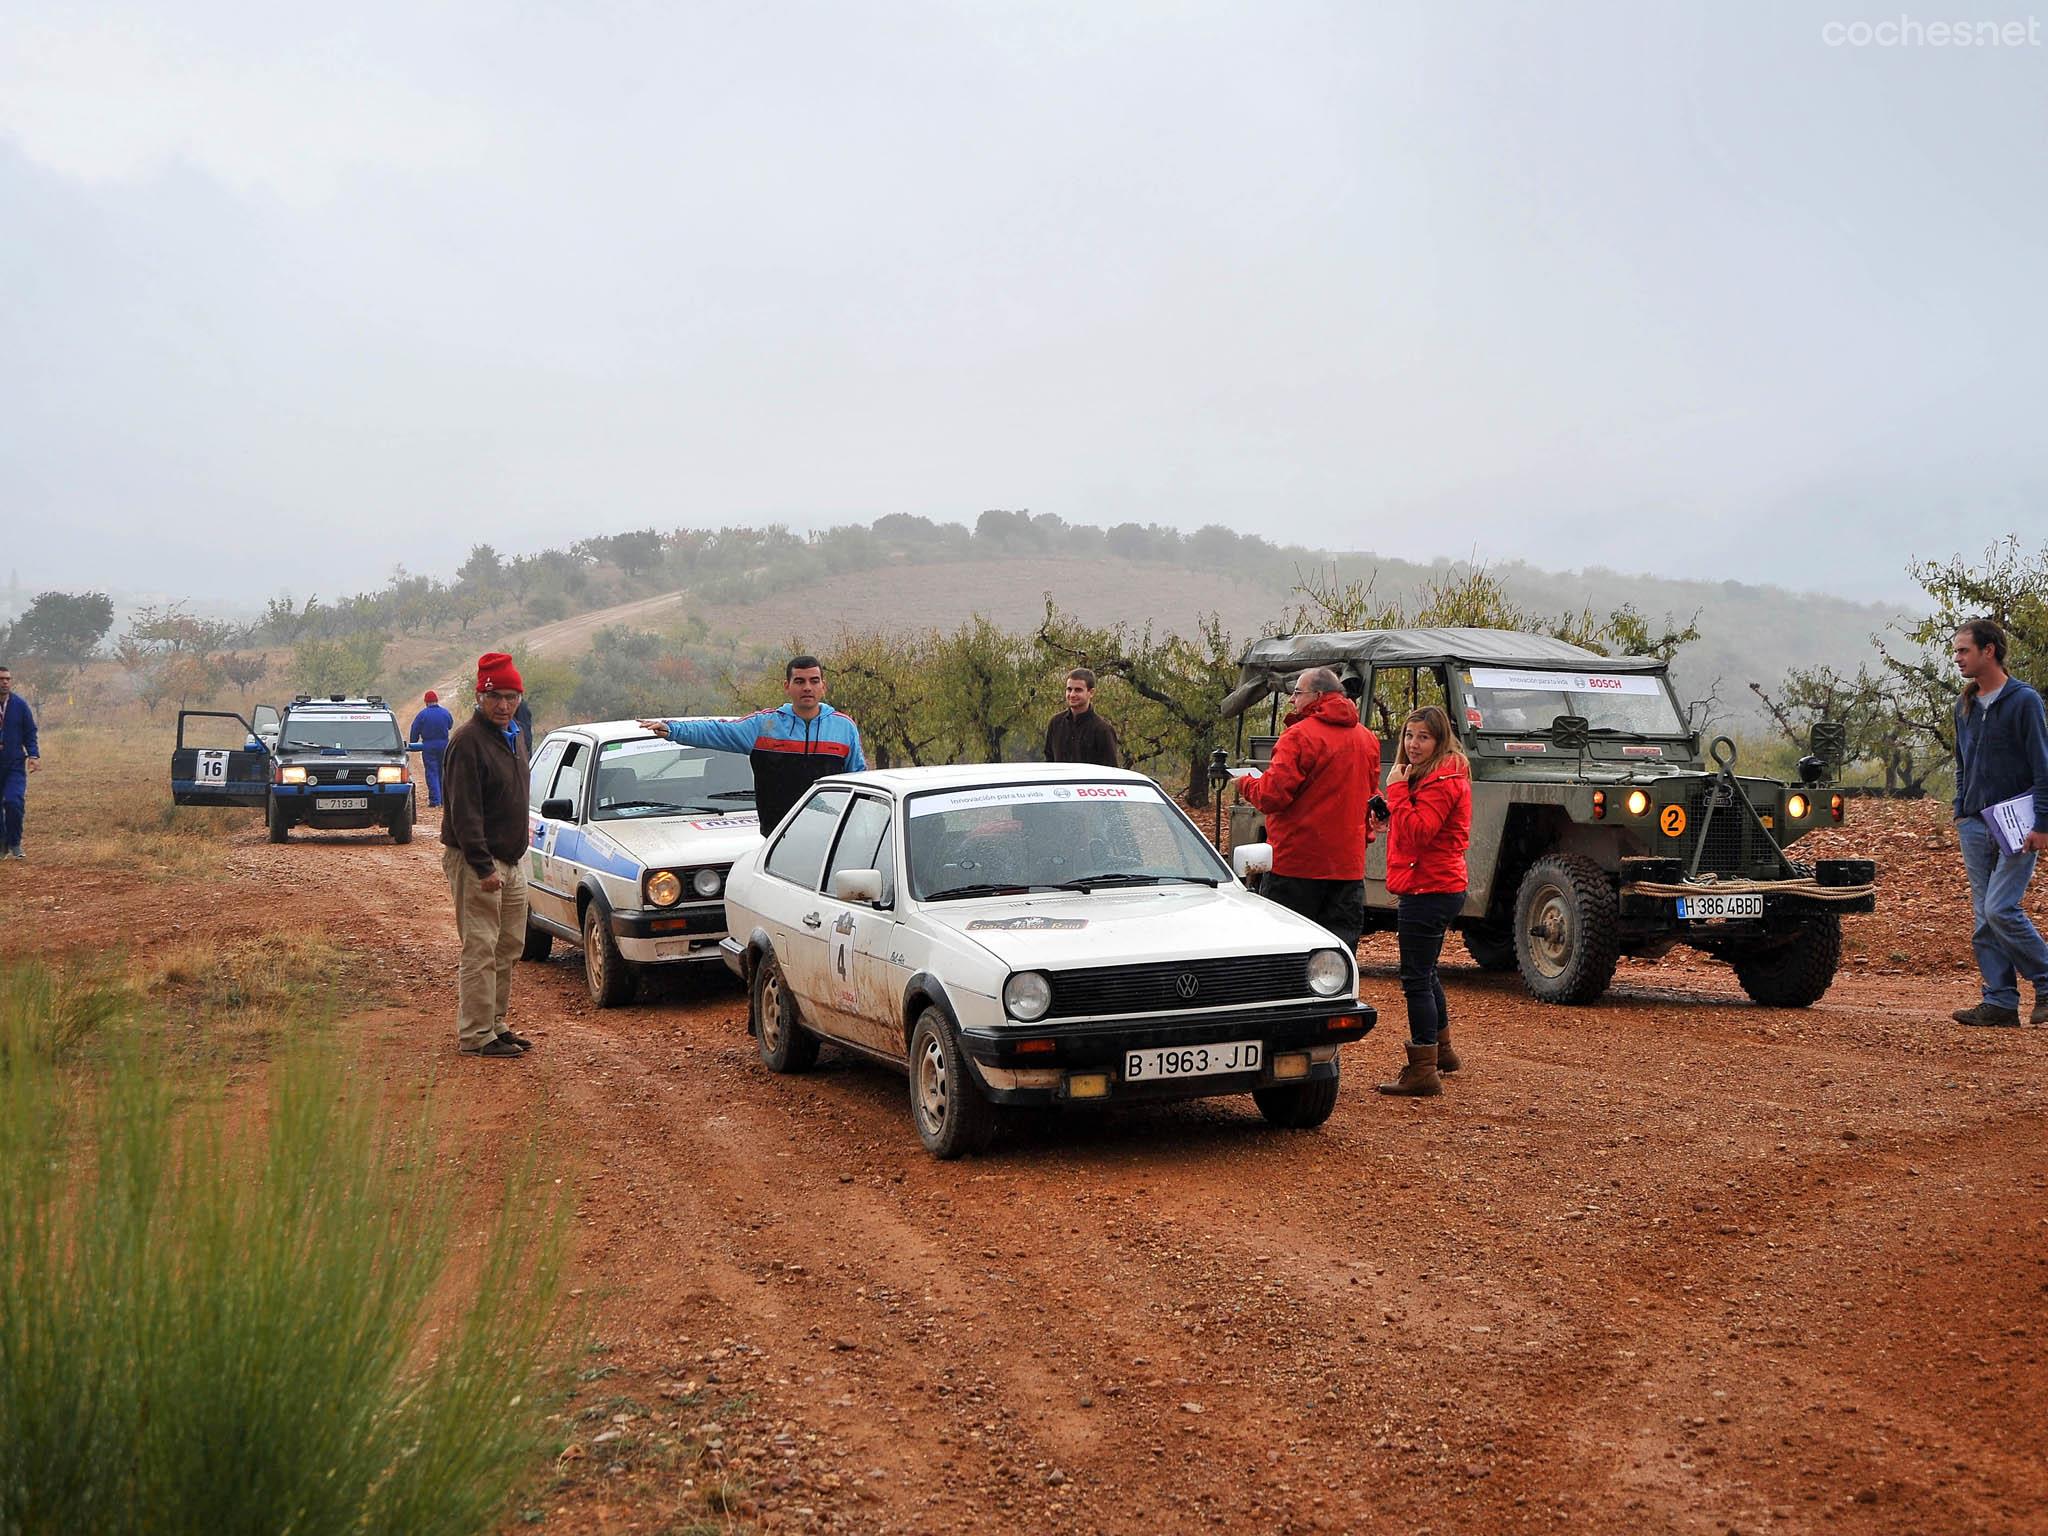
[919,885,1340,969]
[584,812,762,869]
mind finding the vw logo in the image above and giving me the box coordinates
[1174,972,1200,1000]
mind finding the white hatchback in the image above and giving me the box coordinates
[719,764,1377,1158]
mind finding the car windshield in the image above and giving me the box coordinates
[592,737,757,819]
[905,781,1227,900]
[1459,666,1687,738]
[279,712,403,752]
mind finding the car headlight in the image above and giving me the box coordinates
[1787,793,1810,820]
[692,867,724,898]
[376,764,405,784]
[646,871,682,907]
[1003,971,1052,1022]
[1625,789,1650,816]
[1306,948,1351,997]
[280,765,307,784]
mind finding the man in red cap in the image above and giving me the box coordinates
[440,652,534,1057]
[407,689,455,809]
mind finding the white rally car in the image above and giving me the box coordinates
[523,720,763,1005]
[719,764,1377,1158]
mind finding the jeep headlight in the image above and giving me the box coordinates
[376,765,405,784]
[646,871,682,907]
[280,765,307,785]
[1003,971,1052,1022]
[1625,789,1650,817]
[1306,948,1351,997]
[692,867,724,898]
[1787,793,1810,820]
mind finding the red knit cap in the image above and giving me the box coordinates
[476,653,524,694]
[423,690,439,703]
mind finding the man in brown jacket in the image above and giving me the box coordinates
[441,651,535,1058]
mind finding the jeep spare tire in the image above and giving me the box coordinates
[1513,853,1621,1005]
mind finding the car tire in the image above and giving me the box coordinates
[750,952,820,1074]
[266,794,291,844]
[1253,1070,1341,1129]
[908,1007,996,1159]
[1513,853,1621,1005]
[520,918,553,962]
[1730,914,1843,1008]
[390,793,414,845]
[582,902,637,1008]
[1460,923,1518,972]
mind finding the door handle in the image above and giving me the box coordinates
[802,912,823,929]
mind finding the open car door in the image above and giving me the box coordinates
[172,709,273,809]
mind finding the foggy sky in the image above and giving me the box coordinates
[3,1,2043,607]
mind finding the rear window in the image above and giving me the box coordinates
[279,710,404,752]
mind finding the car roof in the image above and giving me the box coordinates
[815,763,1161,796]
[1223,627,1666,718]
[550,719,697,744]
[285,697,394,713]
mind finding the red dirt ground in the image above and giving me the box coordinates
[5,790,2045,1535]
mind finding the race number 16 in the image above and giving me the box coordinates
[196,750,230,784]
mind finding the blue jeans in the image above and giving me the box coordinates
[1396,891,1466,1046]
[1957,817,2048,1010]
[0,762,24,849]
[420,745,445,807]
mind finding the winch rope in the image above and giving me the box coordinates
[1624,876,1875,903]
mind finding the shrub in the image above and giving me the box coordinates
[0,963,569,1536]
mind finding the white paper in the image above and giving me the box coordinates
[1982,792,2036,856]
[1227,766,1263,780]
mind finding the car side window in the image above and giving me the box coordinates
[764,788,851,887]
[529,739,567,809]
[550,741,588,815]
[825,795,895,905]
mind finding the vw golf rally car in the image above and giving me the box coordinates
[521,720,764,1005]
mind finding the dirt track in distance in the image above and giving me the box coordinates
[9,796,2045,1534]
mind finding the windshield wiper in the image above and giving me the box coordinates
[707,789,758,801]
[603,800,716,815]
[1582,727,1651,739]
[1049,872,1221,891]
[924,882,1041,901]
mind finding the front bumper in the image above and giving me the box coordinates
[609,900,730,964]
[272,782,412,824]
[958,998,1376,1106]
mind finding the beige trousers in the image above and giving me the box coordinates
[444,847,530,1048]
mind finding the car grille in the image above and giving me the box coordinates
[1678,786,1781,877]
[1044,953,1311,1019]
[308,765,381,785]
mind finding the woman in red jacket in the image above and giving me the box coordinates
[1371,705,1472,1097]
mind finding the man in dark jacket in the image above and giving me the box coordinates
[408,690,455,808]
[1044,667,1122,767]
[1949,618,2048,1027]
[441,652,535,1057]
[1232,668,1380,951]
[0,664,39,860]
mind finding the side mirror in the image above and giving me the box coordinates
[1549,714,1592,751]
[541,797,575,822]
[1809,720,1848,768]
[830,868,883,904]
[1231,842,1273,881]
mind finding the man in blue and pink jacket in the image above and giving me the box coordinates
[639,655,866,834]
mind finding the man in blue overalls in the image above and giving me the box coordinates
[0,664,40,860]
[408,689,455,808]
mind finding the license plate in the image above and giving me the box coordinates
[1677,893,1763,920]
[320,796,370,811]
[1125,1039,1263,1082]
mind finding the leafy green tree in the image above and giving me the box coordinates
[926,617,1044,763]
[219,652,271,701]
[823,629,953,768]
[0,590,115,674]
[291,634,386,696]
[457,543,503,587]
[1750,666,1936,795]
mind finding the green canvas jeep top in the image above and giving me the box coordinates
[1222,627,1875,1007]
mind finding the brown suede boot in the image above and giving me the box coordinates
[1377,1044,1442,1097]
[1435,1025,1461,1074]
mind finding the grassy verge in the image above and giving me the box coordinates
[0,954,571,1536]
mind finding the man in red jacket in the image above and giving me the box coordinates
[1233,668,1381,952]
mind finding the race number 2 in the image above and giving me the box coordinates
[196,749,230,784]
[1659,804,1688,837]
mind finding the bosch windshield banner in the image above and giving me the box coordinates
[907,782,1167,818]
[1467,668,1663,697]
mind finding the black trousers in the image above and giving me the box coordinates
[1261,874,1366,954]
[1396,891,1465,1045]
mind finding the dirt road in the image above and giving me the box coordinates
[17,795,2046,1535]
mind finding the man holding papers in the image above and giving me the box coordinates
[1949,618,2048,1027]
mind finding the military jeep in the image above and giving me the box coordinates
[1222,628,1876,1007]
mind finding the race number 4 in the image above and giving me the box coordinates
[196,749,230,784]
